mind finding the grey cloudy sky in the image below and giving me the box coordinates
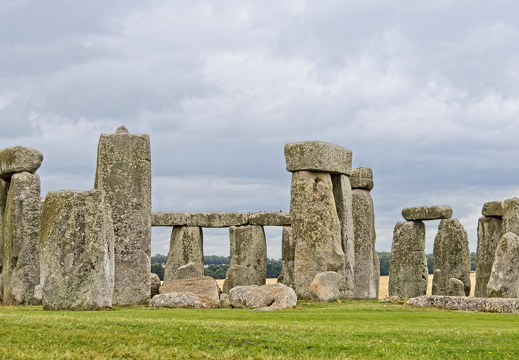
[2,1,519,259]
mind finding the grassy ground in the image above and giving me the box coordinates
[1,300,517,360]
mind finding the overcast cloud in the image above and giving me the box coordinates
[2,1,519,259]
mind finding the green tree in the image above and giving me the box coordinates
[377,252,390,276]
[426,254,434,274]
[266,259,282,278]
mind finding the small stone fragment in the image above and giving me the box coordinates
[160,276,220,309]
[310,271,341,302]
[150,273,161,298]
[447,278,465,296]
[284,141,352,175]
[402,205,453,221]
[229,283,297,310]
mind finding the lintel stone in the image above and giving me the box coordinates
[482,201,504,217]
[350,167,374,191]
[0,147,43,178]
[248,212,290,226]
[151,212,188,226]
[402,205,453,221]
[187,212,249,227]
[284,141,352,175]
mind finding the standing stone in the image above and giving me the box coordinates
[310,271,341,302]
[503,198,519,236]
[352,188,378,299]
[487,232,519,298]
[164,226,203,281]
[0,179,8,303]
[388,221,428,298]
[432,219,471,296]
[1,173,41,305]
[475,216,503,297]
[94,126,151,305]
[331,174,355,298]
[40,190,114,311]
[223,225,267,293]
[277,226,295,289]
[448,278,466,297]
[290,171,345,299]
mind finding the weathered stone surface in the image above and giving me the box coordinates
[33,285,42,304]
[187,212,249,227]
[222,265,249,294]
[229,283,297,310]
[310,272,341,302]
[0,147,43,178]
[448,278,465,296]
[352,189,378,299]
[407,295,519,313]
[331,174,355,298]
[277,226,295,289]
[388,221,428,298]
[160,276,220,309]
[487,232,519,298]
[482,201,504,217]
[151,212,188,226]
[164,226,203,281]
[503,198,519,236]
[40,190,114,311]
[149,292,202,308]
[1,173,41,305]
[475,216,503,297]
[350,167,374,191]
[290,171,345,299]
[432,219,471,296]
[94,128,151,305]
[223,225,266,292]
[150,273,161,298]
[248,212,291,226]
[402,205,453,221]
[0,180,6,303]
[284,141,352,175]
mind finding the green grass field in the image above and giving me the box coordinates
[1,300,518,360]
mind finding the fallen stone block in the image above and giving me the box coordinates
[0,147,43,178]
[150,273,161,298]
[149,292,202,308]
[160,276,220,309]
[407,295,519,313]
[402,205,453,221]
[229,283,297,311]
[310,272,341,302]
[284,141,352,175]
[448,278,465,297]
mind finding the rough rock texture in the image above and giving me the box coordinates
[402,205,453,221]
[94,127,151,305]
[0,146,43,178]
[310,271,341,302]
[0,179,6,302]
[164,226,203,281]
[248,212,291,226]
[1,173,41,305]
[277,226,295,289]
[475,216,503,297]
[487,232,519,298]
[149,292,202,308]
[448,278,466,296]
[331,174,355,298]
[503,198,519,236]
[187,213,249,227]
[388,221,428,298]
[222,265,249,294]
[229,283,297,310]
[352,189,378,299]
[151,212,188,226]
[290,171,345,299]
[482,201,504,217]
[222,225,266,293]
[284,141,352,175]
[432,219,471,296]
[350,167,374,191]
[407,295,519,313]
[160,276,220,309]
[150,273,161,298]
[40,190,114,311]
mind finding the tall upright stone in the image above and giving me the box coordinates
[487,232,519,298]
[475,214,503,297]
[277,226,295,289]
[164,226,203,280]
[432,219,471,296]
[94,126,151,305]
[40,190,114,310]
[388,221,428,298]
[0,179,7,303]
[223,225,267,293]
[503,198,519,236]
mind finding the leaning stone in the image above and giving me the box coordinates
[164,226,203,281]
[475,216,503,297]
[310,272,341,302]
[187,212,249,227]
[0,147,43,178]
[402,205,453,221]
[290,171,345,299]
[151,212,188,226]
[284,141,352,175]
[350,167,374,191]
[388,221,428,298]
[448,278,465,296]
[487,232,519,298]
[277,226,295,289]
[229,283,297,310]
[248,212,291,226]
[432,219,471,296]
[94,127,151,305]
[40,190,115,311]
[1,173,41,305]
[503,198,519,236]
[407,295,519,313]
[482,201,504,217]
[149,292,202,309]
[150,273,161,298]
[160,276,220,309]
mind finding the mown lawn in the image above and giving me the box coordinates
[0,300,518,359]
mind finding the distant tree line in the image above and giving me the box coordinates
[152,252,477,280]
